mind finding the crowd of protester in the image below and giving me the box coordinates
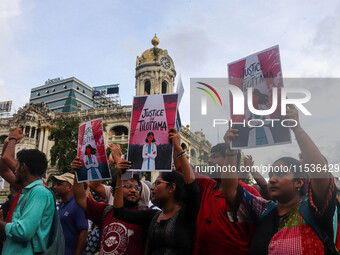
[0,105,339,254]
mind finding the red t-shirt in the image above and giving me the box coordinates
[193,173,261,255]
[86,198,145,255]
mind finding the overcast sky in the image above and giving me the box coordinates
[1,0,339,170]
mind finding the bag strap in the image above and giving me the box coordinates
[20,183,56,214]
[300,200,339,255]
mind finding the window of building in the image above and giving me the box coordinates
[52,88,56,92]
[46,90,49,94]
[110,126,129,136]
[83,90,86,93]
[64,85,67,89]
[77,86,80,90]
[162,81,167,94]
[144,81,151,95]
[36,92,40,96]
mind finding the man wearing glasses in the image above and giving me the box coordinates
[73,156,149,255]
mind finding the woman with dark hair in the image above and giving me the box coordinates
[222,105,338,254]
[83,144,101,181]
[112,129,200,255]
[142,132,157,171]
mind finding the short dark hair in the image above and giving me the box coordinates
[273,157,307,196]
[211,143,227,159]
[145,132,156,143]
[160,171,185,202]
[211,143,242,170]
[17,149,48,177]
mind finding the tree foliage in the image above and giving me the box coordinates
[49,120,80,173]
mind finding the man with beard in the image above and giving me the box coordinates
[0,136,54,254]
[73,144,148,255]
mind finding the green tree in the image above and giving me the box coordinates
[49,120,80,173]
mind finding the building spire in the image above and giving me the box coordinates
[151,34,160,48]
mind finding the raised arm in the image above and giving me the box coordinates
[221,128,239,207]
[286,105,331,206]
[1,128,24,187]
[88,180,107,200]
[168,128,194,184]
[244,155,270,199]
[2,128,24,171]
[71,157,87,212]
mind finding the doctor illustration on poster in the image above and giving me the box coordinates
[128,93,178,172]
[76,118,111,182]
[142,132,157,171]
[228,45,291,149]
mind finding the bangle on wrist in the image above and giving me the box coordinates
[176,151,185,158]
[9,137,18,142]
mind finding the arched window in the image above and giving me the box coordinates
[144,81,151,95]
[190,149,196,157]
[162,81,167,94]
[110,126,129,136]
[0,135,8,144]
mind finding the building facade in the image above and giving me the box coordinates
[0,35,211,195]
[30,77,94,112]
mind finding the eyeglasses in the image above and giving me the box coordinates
[122,184,142,192]
[152,180,169,187]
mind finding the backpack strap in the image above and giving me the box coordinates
[300,200,339,255]
[20,184,56,214]
[260,201,277,221]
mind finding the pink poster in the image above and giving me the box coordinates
[128,93,178,172]
[228,45,291,149]
[76,118,111,182]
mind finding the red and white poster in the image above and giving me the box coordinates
[228,45,291,149]
[76,118,111,182]
[128,93,178,172]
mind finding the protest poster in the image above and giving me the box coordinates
[228,45,291,149]
[76,118,111,182]
[128,93,178,172]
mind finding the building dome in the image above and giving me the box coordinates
[139,34,164,64]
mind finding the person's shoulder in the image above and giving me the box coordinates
[239,180,261,197]
[28,185,54,206]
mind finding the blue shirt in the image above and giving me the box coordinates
[3,180,54,254]
[58,195,88,255]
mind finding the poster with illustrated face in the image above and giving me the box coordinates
[76,118,111,182]
[128,93,178,172]
[228,45,291,149]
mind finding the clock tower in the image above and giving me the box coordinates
[135,35,176,96]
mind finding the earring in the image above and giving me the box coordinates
[297,187,301,191]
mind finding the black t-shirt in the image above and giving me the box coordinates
[114,180,200,255]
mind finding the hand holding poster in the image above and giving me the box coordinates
[227,45,291,149]
[76,118,111,182]
[128,94,178,172]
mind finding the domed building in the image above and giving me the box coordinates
[135,35,176,96]
[0,35,211,196]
